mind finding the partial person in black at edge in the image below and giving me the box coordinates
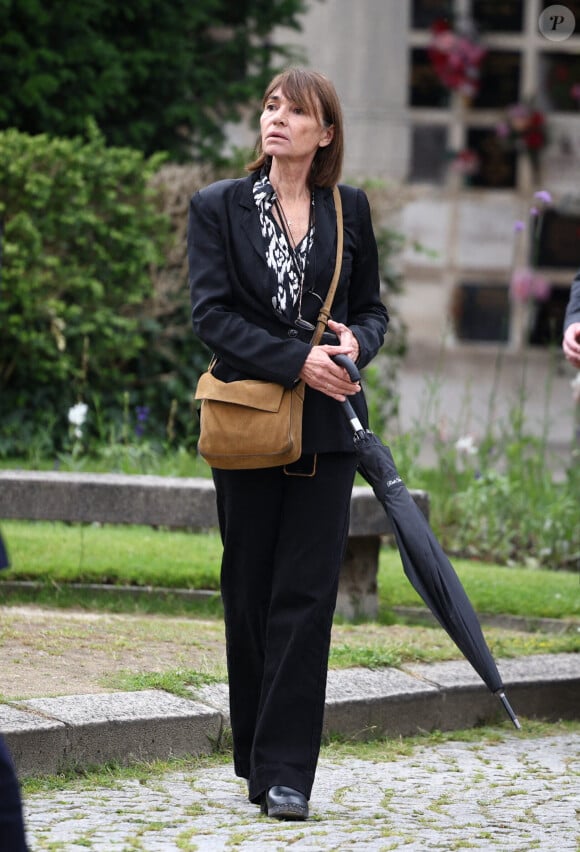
[563,269,580,369]
[188,68,388,820]
[0,532,29,851]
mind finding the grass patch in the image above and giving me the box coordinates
[93,628,575,698]
[1,519,578,621]
[328,626,579,669]
[378,552,580,620]
[0,450,212,478]
[0,521,222,589]
[0,584,224,618]
[91,625,580,696]
[105,669,223,698]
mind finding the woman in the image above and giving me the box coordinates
[188,68,388,821]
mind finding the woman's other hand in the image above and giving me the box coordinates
[327,319,360,364]
[563,322,580,368]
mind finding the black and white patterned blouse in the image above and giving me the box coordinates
[253,173,314,323]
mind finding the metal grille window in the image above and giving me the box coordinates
[407,0,580,346]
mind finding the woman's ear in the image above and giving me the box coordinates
[319,124,335,148]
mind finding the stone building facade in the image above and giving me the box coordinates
[228,0,580,460]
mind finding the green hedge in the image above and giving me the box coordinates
[0,125,204,457]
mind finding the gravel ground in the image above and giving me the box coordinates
[23,731,579,851]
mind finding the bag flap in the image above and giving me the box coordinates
[195,372,287,412]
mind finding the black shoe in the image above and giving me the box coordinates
[261,786,308,821]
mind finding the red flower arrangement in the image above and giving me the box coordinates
[428,19,487,100]
[449,148,480,177]
[495,103,547,169]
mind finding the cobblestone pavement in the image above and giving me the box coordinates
[23,732,579,851]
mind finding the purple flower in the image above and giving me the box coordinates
[533,190,552,205]
[513,220,525,232]
[529,206,539,217]
[135,405,150,437]
[136,406,150,422]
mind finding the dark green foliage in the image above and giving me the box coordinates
[0,0,307,160]
[0,125,204,456]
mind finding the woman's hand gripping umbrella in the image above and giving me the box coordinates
[332,354,521,730]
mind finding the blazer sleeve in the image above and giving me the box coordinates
[564,269,580,330]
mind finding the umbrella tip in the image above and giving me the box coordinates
[498,691,522,730]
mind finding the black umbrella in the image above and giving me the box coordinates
[333,354,521,729]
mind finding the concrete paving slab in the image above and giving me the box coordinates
[324,666,441,739]
[402,658,485,688]
[190,683,230,722]
[326,665,431,701]
[12,690,222,776]
[406,653,580,723]
[496,652,580,682]
[2,655,578,778]
[0,703,67,776]
[324,663,513,736]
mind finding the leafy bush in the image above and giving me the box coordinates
[0,125,203,456]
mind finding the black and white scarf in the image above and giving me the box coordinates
[253,173,315,322]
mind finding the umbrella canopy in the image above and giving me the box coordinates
[332,355,521,729]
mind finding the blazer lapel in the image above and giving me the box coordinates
[238,175,269,267]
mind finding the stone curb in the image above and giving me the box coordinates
[1,653,577,778]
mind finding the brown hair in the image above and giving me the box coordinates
[246,68,344,188]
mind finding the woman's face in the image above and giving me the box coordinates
[260,87,333,166]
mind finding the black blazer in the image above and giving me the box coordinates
[188,172,389,454]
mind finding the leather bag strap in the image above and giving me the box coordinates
[310,185,343,346]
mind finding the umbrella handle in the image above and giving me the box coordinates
[331,354,365,434]
[331,353,361,383]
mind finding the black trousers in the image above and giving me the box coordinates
[0,737,28,851]
[212,452,357,803]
